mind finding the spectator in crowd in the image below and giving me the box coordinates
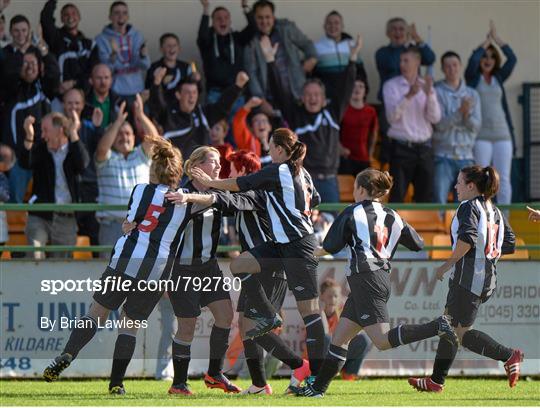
[95,95,154,249]
[95,1,150,99]
[209,119,233,178]
[433,51,481,204]
[40,0,98,109]
[319,279,372,381]
[375,18,435,101]
[150,69,249,159]
[261,34,361,203]
[0,144,14,256]
[197,0,255,104]
[314,10,368,103]
[232,96,278,167]
[465,21,516,205]
[339,78,378,177]
[20,111,89,259]
[311,209,334,246]
[244,0,317,101]
[62,88,104,250]
[383,46,441,202]
[2,48,59,203]
[375,18,435,165]
[146,33,198,109]
[87,63,118,129]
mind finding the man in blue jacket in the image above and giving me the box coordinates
[433,51,481,204]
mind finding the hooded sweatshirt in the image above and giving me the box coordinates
[433,79,481,160]
[95,24,150,96]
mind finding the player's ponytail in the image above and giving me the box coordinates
[184,146,220,180]
[355,168,393,199]
[146,134,183,188]
[461,165,500,199]
[271,128,306,176]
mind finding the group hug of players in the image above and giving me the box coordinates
[42,124,524,397]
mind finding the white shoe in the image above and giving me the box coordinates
[240,384,273,395]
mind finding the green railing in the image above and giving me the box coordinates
[1,203,539,254]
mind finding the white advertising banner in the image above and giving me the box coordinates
[1,260,539,378]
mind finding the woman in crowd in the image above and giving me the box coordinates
[465,21,517,205]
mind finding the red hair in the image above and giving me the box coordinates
[228,150,261,175]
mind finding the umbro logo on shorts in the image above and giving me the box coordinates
[361,314,370,320]
[294,286,305,292]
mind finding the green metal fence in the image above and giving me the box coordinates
[1,203,539,254]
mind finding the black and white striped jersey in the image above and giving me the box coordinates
[175,182,260,265]
[213,190,272,251]
[108,183,193,281]
[323,200,424,274]
[236,162,320,244]
[449,196,515,298]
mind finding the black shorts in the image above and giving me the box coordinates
[341,270,391,327]
[249,234,319,301]
[93,267,163,321]
[237,269,288,314]
[168,259,231,318]
[445,281,488,327]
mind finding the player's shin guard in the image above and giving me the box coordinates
[207,325,230,376]
[242,275,276,318]
[255,332,304,369]
[63,316,98,359]
[431,338,459,385]
[172,339,191,384]
[388,320,438,348]
[243,339,267,387]
[303,314,326,375]
[312,344,348,393]
[461,329,513,361]
[109,334,136,388]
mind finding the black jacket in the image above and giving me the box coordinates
[149,82,243,158]
[197,13,255,91]
[40,0,98,91]
[268,59,356,176]
[18,139,90,220]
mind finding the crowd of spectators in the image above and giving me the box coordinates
[0,0,518,255]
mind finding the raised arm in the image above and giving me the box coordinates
[95,101,128,162]
[205,71,249,126]
[260,35,294,123]
[333,34,361,121]
[133,93,158,158]
[40,0,59,49]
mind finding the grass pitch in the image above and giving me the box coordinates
[0,378,538,406]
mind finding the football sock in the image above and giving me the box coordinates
[303,314,326,375]
[172,338,191,384]
[63,316,98,359]
[109,334,136,387]
[243,339,267,387]
[388,320,439,348]
[207,325,230,376]
[241,275,276,318]
[313,344,348,393]
[461,329,513,361]
[255,331,304,369]
[431,338,459,385]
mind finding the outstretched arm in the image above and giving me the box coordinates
[95,101,128,162]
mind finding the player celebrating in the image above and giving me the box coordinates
[293,168,459,398]
[165,146,244,396]
[190,128,326,384]
[43,129,192,394]
[167,150,310,395]
[409,165,522,392]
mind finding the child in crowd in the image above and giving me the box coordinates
[339,79,378,177]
